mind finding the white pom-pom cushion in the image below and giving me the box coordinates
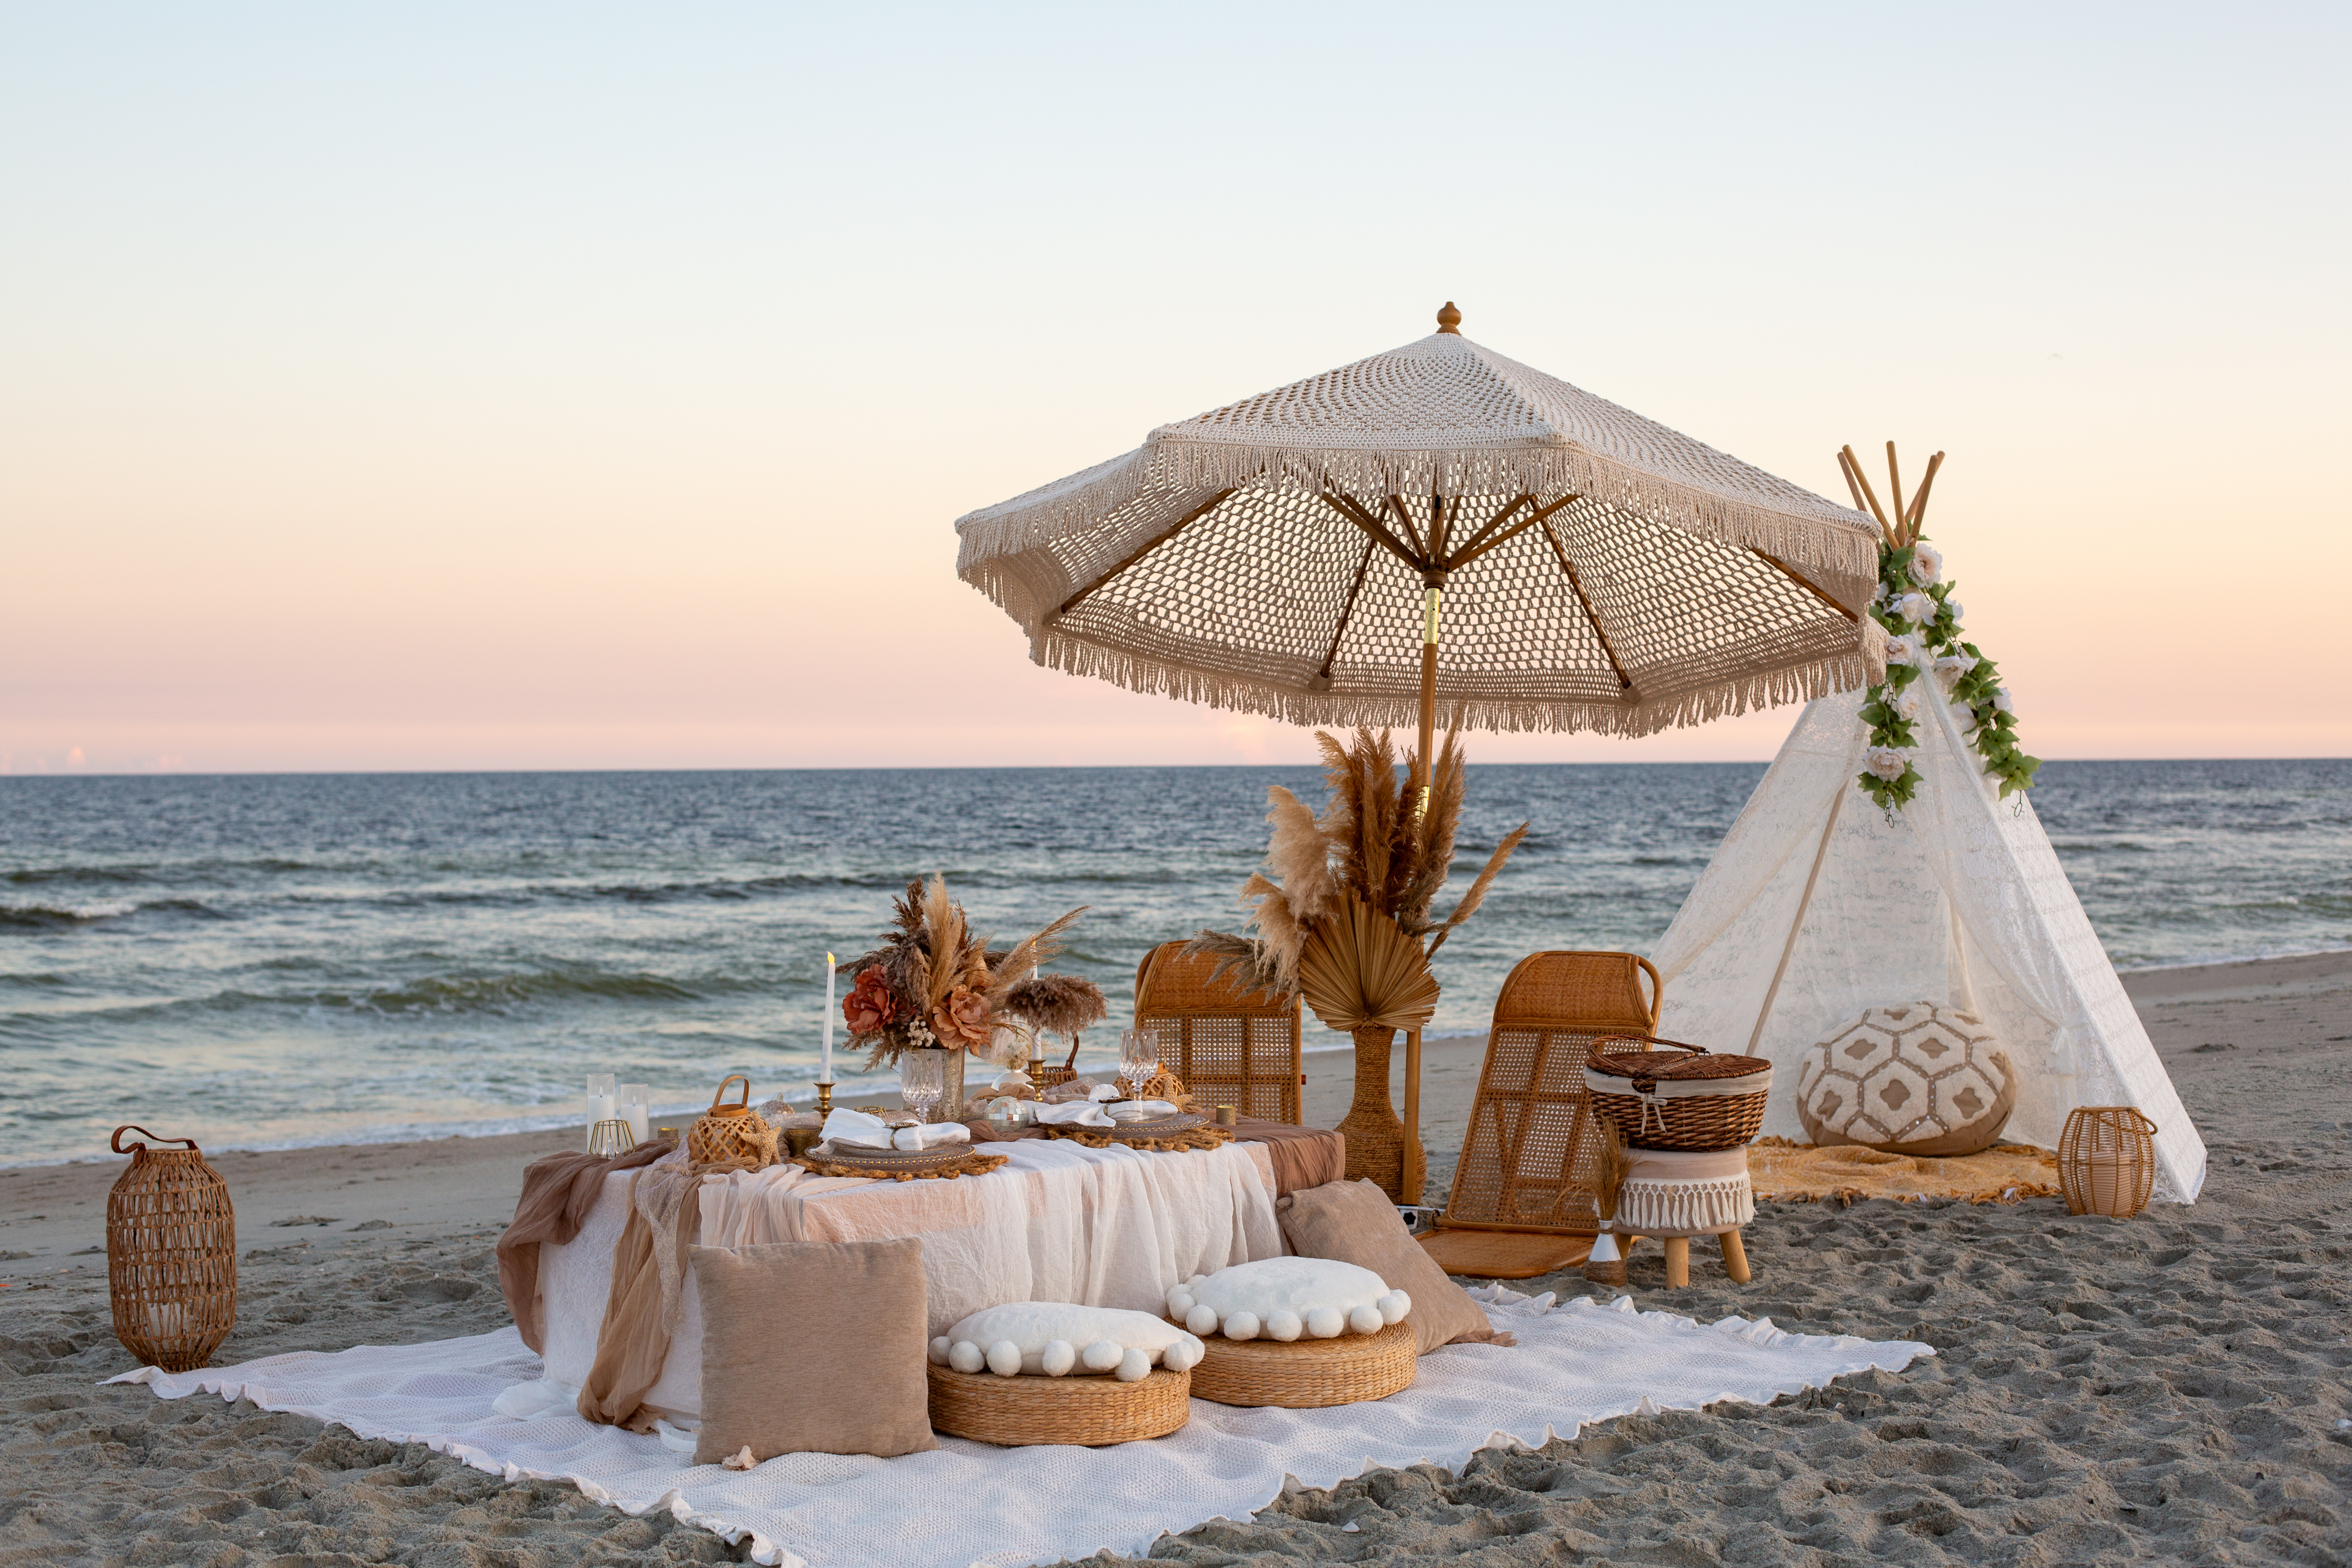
[1797,1001,2016,1157]
[931,1303,1204,1380]
[1164,1258,1406,1341]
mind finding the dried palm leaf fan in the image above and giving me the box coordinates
[1192,726,1528,1200]
[956,302,1886,1198]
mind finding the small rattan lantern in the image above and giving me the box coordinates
[106,1125,236,1371]
[2058,1106,2157,1218]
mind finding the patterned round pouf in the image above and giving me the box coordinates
[1797,1002,2016,1157]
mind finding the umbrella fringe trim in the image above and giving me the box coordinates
[1029,628,1878,740]
[955,440,1878,591]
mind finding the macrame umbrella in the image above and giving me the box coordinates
[953,304,1887,1197]
[956,303,1887,785]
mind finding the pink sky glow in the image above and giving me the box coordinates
[4,7,2346,774]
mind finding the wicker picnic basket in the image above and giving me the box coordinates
[106,1126,236,1372]
[1178,1319,1415,1408]
[688,1075,778,1169]
[2058,1106,2157,1218]
[1583,1039,1772,1153]
[926,1364,1191,1446]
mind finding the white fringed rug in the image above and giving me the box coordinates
[113,1288,1930,1568]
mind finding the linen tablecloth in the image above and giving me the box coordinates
[534,1137,1285,1420]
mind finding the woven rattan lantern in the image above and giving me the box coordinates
[106,1125,236,1371]
[2058,1106,2158,1218]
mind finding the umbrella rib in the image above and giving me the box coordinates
[1056,488,1237,615]
[1320,491,1427,571]
[1441,495,1533,566]
[1445,491,1582,572]
[1749,550,1860,622]
[1537,518,1634,692]
[1384,494,1432,562]
[1316,538,1379,681]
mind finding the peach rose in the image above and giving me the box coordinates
[931,984,994,1050]
[842,968,895,1035]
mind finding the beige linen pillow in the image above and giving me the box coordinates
[1275,1179,1510,1355]
[689,1237,936,1465]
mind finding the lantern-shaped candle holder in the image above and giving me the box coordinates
[2058,1106,2157,1218]
[106,1126,237,1372]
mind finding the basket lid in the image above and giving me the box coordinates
[1587,1046,1770,1082]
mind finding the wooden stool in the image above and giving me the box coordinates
[1616,1147,1755,1289]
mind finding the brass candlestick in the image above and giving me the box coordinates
[815,1081,834,1118]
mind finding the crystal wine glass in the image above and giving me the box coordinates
[1118,1026,1159,1102]
[900,1050,946,1125]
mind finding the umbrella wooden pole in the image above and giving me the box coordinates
[1404,581,1443,1204]
[1415,584,1441,808]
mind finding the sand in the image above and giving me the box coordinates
[3,950,2346,1565]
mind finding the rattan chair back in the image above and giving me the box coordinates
[1443,951,1663,1232]
[1134,942,1304,1124]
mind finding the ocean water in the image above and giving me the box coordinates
[3,759,2346,1166]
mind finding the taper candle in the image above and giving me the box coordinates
[821,950,835,1085]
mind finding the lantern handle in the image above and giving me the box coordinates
[111,1125,200,1155]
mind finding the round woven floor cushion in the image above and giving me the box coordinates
[1176,1317,1415,1408]
[925,1362,1191,1446]
[1797,1002,2016,1157]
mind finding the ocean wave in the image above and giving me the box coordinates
[330,970,701,1012]
[0,896,229,931]
[0,899,137,928]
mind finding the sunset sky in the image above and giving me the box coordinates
[4,5,2346,774]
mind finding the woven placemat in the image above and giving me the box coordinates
[791,1145,1010,1182]
[1039,1119,1233,1153]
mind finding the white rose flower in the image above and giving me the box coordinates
[1894,688,1923,722]
[1895,591,1937,625]
[1993,687,2016,715]
[1909,543,1943,585]
[1866,746,1909,782]
[1944,597,1964,623]
[1934,653,1978,690]
[1884,632,1925,667]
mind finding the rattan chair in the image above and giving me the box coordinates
[1421,951,1662,1279]
[1133,942,1304,1124]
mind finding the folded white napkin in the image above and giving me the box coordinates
[1106,1100,1181,1122]
[892,1122,971,1150]
[1034,1100,1114,1128]
[1088,1084,1122,1103]
[821,1108,898,1150]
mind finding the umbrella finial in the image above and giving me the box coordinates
[1435,301,1462,334]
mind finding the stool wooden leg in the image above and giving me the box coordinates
[1720,1230,1751,1284]
[1664,1236,1689,1288]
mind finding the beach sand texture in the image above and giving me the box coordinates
[1,952,2345,1565]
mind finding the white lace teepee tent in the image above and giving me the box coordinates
[1648,449,2207,1203]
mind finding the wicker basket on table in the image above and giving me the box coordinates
[1583,1039,1772,1153]
[106,1126,236,1372]
[1175,1319,1415,1408]
[926,1364,1191,1445]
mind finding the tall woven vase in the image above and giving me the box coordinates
[2058,1106,2157,1218]
[106,1126,236,1372]
[1336,1025,1416,1200]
